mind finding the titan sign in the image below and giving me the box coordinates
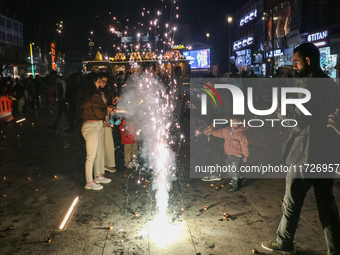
[307,30,328,42]
[201,84,311,116]
[233,36,254,51]
[239,9,257,27]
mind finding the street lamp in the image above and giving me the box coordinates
[154,20,158,52]
[137,33,140,51]
[206,33,210,46]
[227,16,233,74]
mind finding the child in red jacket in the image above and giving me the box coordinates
[204,116,249,192]
[119,117,139,169]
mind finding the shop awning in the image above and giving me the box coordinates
[0,54,30,66]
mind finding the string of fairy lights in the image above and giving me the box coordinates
[88,0,181,58]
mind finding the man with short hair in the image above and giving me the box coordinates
[262,43,340,255]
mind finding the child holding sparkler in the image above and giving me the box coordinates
[204,116,249,192]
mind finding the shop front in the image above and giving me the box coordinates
[307,29,337,80]
[329,34,340,81]
[252,52,266,77]
[234,48,251,73]
[231,35,264,75]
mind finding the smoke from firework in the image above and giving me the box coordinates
[117,74,176,217]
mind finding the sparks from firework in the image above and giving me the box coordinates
[89,0,180,55]
[118,74,177,222]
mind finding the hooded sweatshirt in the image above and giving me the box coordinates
[204,126,249,158]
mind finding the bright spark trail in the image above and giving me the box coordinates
[118,73,179,221]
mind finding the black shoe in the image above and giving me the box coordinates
[261,240,296,254]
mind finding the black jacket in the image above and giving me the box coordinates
[277,69,340,168]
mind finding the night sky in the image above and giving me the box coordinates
[8,0,248,72]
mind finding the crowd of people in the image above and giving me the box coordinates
[0,42,340,254]
[0,75,44,115]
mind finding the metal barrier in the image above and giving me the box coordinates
[0,95,14,124]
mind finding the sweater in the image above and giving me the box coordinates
[204,126,249,158]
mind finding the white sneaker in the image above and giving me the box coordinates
[201,176,222,181]
[85,181,103,190]
[94,175,111,184]
[105,166,117,173]
[127,162,133,169]
[132,160,139,168]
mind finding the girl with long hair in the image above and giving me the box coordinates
[77,73,113,190]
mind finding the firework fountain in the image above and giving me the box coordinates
[118,73,180,223]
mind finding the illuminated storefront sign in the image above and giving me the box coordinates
[233,36,254,51]
[307,30,328,43]
[172,44,186,49]
[51,42,56,70]
[265,49,283,58]
[240,9,257,27]
[235,49,251,66]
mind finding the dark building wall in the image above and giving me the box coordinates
[301,0,340,33]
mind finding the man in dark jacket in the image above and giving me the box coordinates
[48,71,71,131]
[262,43,340,255]
[65,73,81,133]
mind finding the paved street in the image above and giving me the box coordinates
[0,104,339,255]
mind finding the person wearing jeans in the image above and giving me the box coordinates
[77,73,114,190]
[275,177,340,254]
[261,43,340,255]
[202,116,249,191]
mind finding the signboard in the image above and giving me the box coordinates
[51,42,56,70]
[235,49,251,66]
[265,49,284,58]
[307,30,328,43]
[122,36,160,43]
[240,9,257,27]
[286,29,301,48]
[233,36,254,51]
[172,44,186,50]
[183,49,210,69]
[122,37,133,43]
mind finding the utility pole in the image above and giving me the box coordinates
[271,0,275,77]
[228,17,233,74]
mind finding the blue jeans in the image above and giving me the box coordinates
[277,177,340,254]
